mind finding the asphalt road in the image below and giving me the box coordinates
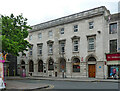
[17,79,119,91]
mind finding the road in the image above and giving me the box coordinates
[16,79,119,91]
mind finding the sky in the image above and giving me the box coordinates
[0,0,119,26]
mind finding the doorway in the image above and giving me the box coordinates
[88,64,96,78]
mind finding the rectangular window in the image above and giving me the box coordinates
[48,44,53,54]
[60,42,65,53]
[60,28,64,34]
[73,40,79,52]
[29,46,33,55]
[29,35,32,40]
[89,21,94,29]
[38,45,42,55]
[109,23,117,34]
[88,38,95,51]
[74,25,78,32]
[48,31,53,37]
[38,33,42,39]
[110,39,117,53]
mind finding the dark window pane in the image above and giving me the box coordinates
[109,23,117,34]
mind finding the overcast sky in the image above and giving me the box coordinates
[0,0,119,26]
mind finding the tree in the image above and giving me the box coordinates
[1,14,32,56]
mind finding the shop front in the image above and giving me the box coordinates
[106,53,120,79]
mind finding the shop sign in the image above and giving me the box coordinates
[106,53,120,61]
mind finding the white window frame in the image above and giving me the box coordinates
[73,40,79,52]
[59,41,65,53]
[48,44,53,54]
[88,37,95,51]
[48,31,53,37]
[73,25,78,32]
[38,44,42,55]
[109,22,117,34]
[89,21,94,29]
[60,28,64,34]
[38,33,42,39]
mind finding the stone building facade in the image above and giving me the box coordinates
[17,6,120,79]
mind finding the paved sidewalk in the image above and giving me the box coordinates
[6,76,120,83]
[5,79,49,90]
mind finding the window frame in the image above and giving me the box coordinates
[29,46,33,56]
[73,58,80,72]
[110,39,117,53]
[109,23,117,34]
[48,44,53,54]
[60,28,64,35]
[89,21,94,29]
[73,39,79,52]
[88,37,95,51]
[37,44,42,55]
[59,41,65,53]
[38,60,43,72]
[73,25,78,32]
[38,33,42,39]
[48,59,54,70]
[48,30,53,37]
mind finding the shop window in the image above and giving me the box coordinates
[60,59,66,72]
[73,58,80,72]
[38,60,43,72]
[109,23,117,34]
[108,66,120,78]
[110,39,117,53]
[29,60,34,72]
[48,59,54,70]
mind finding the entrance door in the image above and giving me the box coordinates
[88,64,96,78]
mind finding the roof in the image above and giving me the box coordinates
[29,6,109,32]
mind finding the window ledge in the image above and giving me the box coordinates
[88,50,95,52]
[73,51,79,53]
[37,54,42,56]
[48,53,53,55]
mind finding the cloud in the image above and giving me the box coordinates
[0,0,119,25]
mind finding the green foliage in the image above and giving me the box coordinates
[1,14,32,56]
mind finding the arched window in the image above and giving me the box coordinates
[73,58,80,72]
[48,58,54,70]
[60,58,66,72]
[29,60,34,72]
[88,57,96,61]
[38,60,43,72]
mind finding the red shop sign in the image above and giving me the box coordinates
[106,53,120,61]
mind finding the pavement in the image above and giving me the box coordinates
[4,76,120,90]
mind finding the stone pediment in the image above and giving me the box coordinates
[71,36,80,40]
[47,40,54,44]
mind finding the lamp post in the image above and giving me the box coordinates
[61,52,64,78]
